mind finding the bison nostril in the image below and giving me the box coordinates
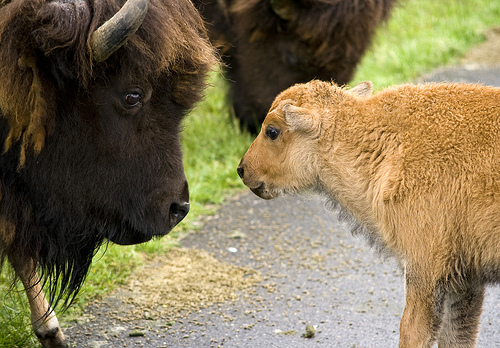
[237,166,244,179]
[169,201,190,225]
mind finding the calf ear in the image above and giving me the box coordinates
[348,81,373,97]
[282,104,321,138]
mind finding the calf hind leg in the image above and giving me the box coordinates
[437,284,485,348]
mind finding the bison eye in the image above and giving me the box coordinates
[265,126,281,140]
[124,92,142,108]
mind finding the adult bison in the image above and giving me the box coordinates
[193,0,395,133]
[0,0,215,347]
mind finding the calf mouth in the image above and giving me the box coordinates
[250,182,277,200]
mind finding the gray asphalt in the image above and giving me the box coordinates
[65,64,500,348]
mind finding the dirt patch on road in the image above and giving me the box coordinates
[86,247,261,323]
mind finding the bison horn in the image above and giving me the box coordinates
[269,0,298,21]
[91,0,150,62]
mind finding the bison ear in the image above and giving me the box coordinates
[282,104,321,138]
[348,81,373,97]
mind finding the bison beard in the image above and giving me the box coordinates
[193,0,395,133]
[0,0,215,346]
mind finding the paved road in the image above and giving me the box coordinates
[66,64,500,348]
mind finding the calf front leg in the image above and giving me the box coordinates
[11,258,67,348]
[399,268,444,348]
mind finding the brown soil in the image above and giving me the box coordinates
[461,27,500,66]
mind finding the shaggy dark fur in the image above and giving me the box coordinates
[0,0,215,311]
[193,0,395,132]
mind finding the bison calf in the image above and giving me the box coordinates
[238,80,500,347]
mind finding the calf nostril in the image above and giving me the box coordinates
[237,166,244,179]
[169,201,190,226]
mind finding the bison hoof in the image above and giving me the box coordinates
[36,326,68,348]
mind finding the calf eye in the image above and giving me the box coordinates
[265,126,281,140]
[124,92,142,108]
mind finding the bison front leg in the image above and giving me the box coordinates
[437,283,484,348]
[11,259,67,348]
[24,276,67,348]
[399,267,443,348]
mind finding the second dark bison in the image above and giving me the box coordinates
[193,0,395,132]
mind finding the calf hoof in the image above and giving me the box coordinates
[36,326,68,348]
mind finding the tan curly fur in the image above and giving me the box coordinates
[239,80,500,348]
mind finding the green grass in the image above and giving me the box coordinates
[352,0,500,88]
[0,283,38,348]
[2,0,500,346]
